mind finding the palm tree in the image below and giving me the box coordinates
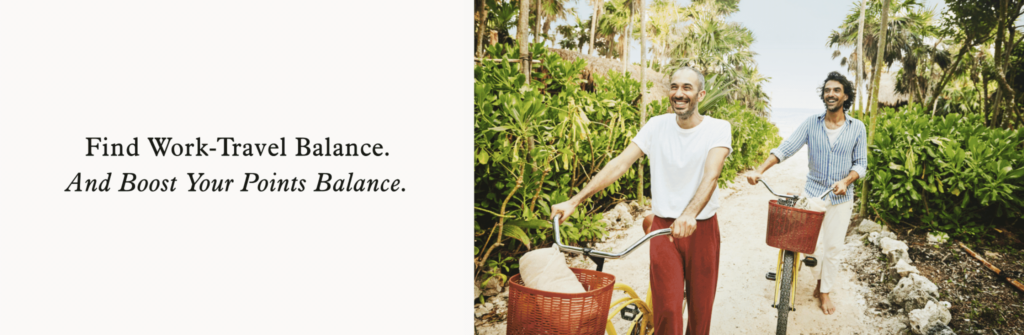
[480,0,520,48]
[622,0,636,72]
[556,14,591,53]
[855,0,867,116]
[828,0,937,106]
[519,0,530,82]
[534,0,570,47]
[647,0,685,70]
[733,65,772,116]
[595,0,631,61]
[859,0,892,218]
[477,0,488,58]
[588,0,605,56]
[637,0,647,204]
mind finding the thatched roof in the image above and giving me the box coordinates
[877,70,909,106]
[547,48,669,106]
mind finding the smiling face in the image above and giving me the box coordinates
[668,69,706,119]
[822,80,848,113]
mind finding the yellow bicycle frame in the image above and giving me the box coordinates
[606,282,656,335]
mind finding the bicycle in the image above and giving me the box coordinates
[506,214,673,335]
[757,180,830,335]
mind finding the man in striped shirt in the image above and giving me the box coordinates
[746,71,868,315]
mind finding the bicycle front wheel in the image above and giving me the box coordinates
[775,250,795,335]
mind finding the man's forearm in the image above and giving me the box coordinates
[843,170,860,184]
[756,154,780,174]
[681,175,718,218]
[570,158,631,205]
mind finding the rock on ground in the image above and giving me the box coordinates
[890,274,940,311]
[908,300,952,334]
[880,237,912,263]
[892,258,920,278]
[858,219,883,234]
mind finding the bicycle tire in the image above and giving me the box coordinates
[776,250,794,335]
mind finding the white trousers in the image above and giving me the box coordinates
[809,199,853,293]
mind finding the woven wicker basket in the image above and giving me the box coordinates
[506,268,615,335]
[766,199,826,254]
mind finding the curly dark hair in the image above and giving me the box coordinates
[818,71,856,112]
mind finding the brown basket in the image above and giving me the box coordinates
[506,268,615,335]
[766,199,826,254]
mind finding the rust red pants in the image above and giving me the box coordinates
[648,214,720,335]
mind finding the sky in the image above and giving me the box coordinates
[542,0,947,109]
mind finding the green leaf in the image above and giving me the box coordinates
[1007,168,1024,179]
[889,162,903,171]
[507,219,549,230]
[478,150,490,164]
[489,126,510,132]
[502,225,531,249]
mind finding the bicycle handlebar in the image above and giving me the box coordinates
[548,180,832,259]
[758,179,832,200]
[551,214,670,259]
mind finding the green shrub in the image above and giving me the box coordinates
[705,101,782,188]
[866,103,1024,238]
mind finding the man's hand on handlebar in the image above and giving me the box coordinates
[669,214,697,242]
[746,171,762,185]
[550,200,578,224]
[830,179,849,196]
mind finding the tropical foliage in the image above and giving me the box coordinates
[865,104,1024,238]
[473,0,774,115]
[825,0,1024,239]
[829,0,1024,126]
[473,43,781,289]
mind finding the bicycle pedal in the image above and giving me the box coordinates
[803,256,818,267]
[620,303,639,321]
[765,272,776,281]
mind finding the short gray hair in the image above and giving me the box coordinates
[670,66,705,91]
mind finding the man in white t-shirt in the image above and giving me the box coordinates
[551,67,732,335]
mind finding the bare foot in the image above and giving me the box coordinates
[819,292,836,315]
[813,280,821,299]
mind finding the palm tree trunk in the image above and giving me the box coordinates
[519,0,531,84]
[623,5,632,73]
[534,0,541,43]
[638,0,647,204]
[589,1,601,56]
[992,0,1019,125]
[855,0,867,118]
[859,0,891,219]
[476,0,488,58]
[992,90,1004,127]
[983,73,990,118]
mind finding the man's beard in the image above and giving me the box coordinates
[673,102,697,119]
[677,107,696,119]
[826,100,844,113]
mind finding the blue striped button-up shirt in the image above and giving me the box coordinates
[769,112,868,205]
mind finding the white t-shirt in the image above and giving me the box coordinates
[825,122,845,148]
[631,114,733,220]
